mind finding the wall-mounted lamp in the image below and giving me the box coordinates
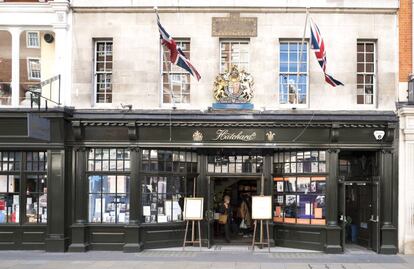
[120,103,132,111]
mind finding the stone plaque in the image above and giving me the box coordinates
[212,13,257,37]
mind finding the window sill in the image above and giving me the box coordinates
[278,104,309,109]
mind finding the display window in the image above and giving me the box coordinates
[141,149,197,224]
[0,151,47,224]
[87,148,130,224]
[273,150,327,225]
[207,154,263,174]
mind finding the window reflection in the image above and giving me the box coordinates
[19,30,56,106]
[0,31,12,106]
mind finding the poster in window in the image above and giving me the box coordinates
[311,162,318,173]
[297,177,310,193]
[276,181,284,192]
[319,162,326,172]
[143,206,151,216]
[252,196,272,220]
[315,195,325,207]
[183,197,204,220]
[317,182,326,193]
[310,182,316,192]
[285,195,296,206]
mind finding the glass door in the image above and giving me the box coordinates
[370,176,380,253]
[207,176,214,248]
[338,179,347,252]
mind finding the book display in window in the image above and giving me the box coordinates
[88,175,130,223]
[273,149,327,226]
[142,176,184,224]
[207,154,263,174]
[273,176,326,225]
[274,151,326,175]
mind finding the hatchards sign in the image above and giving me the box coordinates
[191,129,276,143]
[212,129,256,141]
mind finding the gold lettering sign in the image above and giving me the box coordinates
[212,129,257,141]
[212,13,257,37]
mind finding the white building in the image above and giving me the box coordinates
[0,0,71,107]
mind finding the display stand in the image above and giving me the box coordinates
[183,220,202,250]
[251,174,271,252]
[251,219,270,252]
[182,179,203,250]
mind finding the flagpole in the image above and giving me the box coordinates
[295,6,309,104]
[154,6,177,109]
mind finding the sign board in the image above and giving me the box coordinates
[183,197,204,220]
[252,196,272,220]
[27,113,50,141]
[212,13,257,37]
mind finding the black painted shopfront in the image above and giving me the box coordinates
[0,109,398,254]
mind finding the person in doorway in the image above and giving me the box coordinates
[238,193,252,237]
[219,194,233,243]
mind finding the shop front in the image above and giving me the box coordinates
[65,110,398,254]
[0,108,70,252]
[0,109,399,253]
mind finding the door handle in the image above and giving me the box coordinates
[369,215,379,223]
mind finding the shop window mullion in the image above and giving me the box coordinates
[20,152,26,224]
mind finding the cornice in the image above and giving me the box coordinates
[71,6,398,15]
[77,120,388,129]
[0,2,68,13]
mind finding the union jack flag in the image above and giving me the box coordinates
[157,15,201,81]
[310,19,343,87]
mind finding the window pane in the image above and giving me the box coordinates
[163,40,192,104]
[357,42,375,104]
[89,193,102,222]
[0,176,7,192]
[0,31,12,106]
[95,40,113,104]
[0,193,19,223]
[102,194,117,223]
[279,42,308,105]
[89,175,102,193]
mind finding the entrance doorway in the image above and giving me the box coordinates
[208,177,259,245]
[338,151,380,253]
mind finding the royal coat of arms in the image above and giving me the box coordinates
[213,65,254,104]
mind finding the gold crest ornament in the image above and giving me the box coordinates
[192,130,203,142]
[213,65,254,104]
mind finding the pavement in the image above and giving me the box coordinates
[0,246,413,269]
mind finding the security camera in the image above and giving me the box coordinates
[373,130,385,141]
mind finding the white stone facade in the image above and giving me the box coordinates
[398,107,414,254]
[70,0,399,111]
[0,0,71,107]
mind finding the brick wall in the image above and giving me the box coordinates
[400,0,412,82]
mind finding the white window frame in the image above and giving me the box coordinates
[93,39,113,105]
[26,31,40,49]
[356,41,376,106]
[219,39,250,73]
[278,40,309,108]
[161,39,191,107]
[27,57,41,81]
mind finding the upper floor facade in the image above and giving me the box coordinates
[0,0,401,111]
[70,0,399,111]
